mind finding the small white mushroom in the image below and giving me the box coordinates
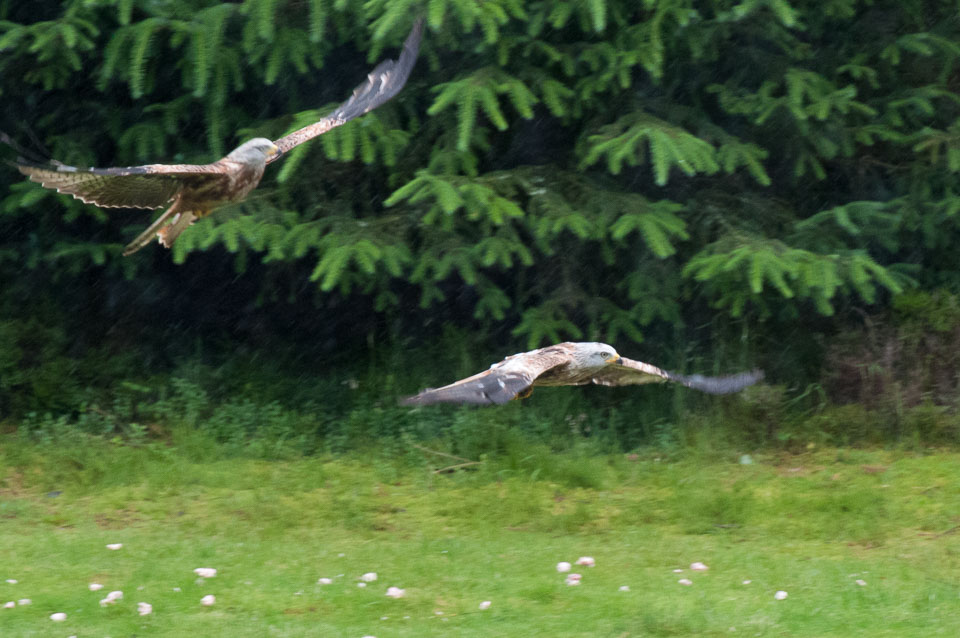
[385,587,405,599]
[556,561,572,573]
[690,562,708,571]
[618,585,630,592]
[193,568,217,578]
[678,578,693,586]
[317,578,333,585]
[201,594,216,606]
[357,582,367,588]
[742,580,752,585]
[50,612,67,622]
[565,573,582,586]
[137,602,153,616]
[360,572,378,582]
[106,543,123,550]
[16,598,31,605]
[4,579,16,584]
[89,582,104,591]
[106,590,123,602]
[575,557,595,567]
[3,601,14,608]
[479,600,491,610]
[774,590,788,600]
[855,579,867,586]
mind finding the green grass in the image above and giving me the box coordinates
[2,437,960,636]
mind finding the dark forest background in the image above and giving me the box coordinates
[3,0,960,454]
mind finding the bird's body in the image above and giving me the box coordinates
[401,342,764,406]
[10,19,424,255]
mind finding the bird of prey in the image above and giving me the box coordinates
[401,341,764,406]
[9,19,424,256]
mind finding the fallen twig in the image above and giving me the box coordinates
[433,461,483,474]
[411,443,473,464]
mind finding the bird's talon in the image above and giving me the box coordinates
[514,387,534,400]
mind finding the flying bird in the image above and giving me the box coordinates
[401,341,763,406]
[9,19,424,256]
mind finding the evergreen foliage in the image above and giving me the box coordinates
[3,0,960,422]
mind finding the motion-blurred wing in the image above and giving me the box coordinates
[270,18,423,158]
[401,346,571,406]
[16,161,227,209]
[593,357,764,395]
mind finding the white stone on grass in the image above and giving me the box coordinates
[360,572,378,582]
[201,594,216,606]
[137,602,153,616]
[385,587,405,599]
[100,590,123,607]
[774,590,788,600]
[672,569,683,573]
[89,583,104,591]
[556,561,572,573]
[3,601,14,608]
[742,580,752,585]
[618,585,630,592]
[317,578,333,585]
[690,562,708,571]
[479,600,491,610]
[50,612,67,622]
[575,557,595,567]
[5,579,16,584]
[855,579,867,586]
[106,543,123,550]
[678,579,693,586]
[193,568,217,578]
[357,582,367,588]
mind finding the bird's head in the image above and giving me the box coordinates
[228,138,280,163]
[575,342,621,368]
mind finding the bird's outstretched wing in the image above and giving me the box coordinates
[592,357,764,394]
[401,344,574,406]
[270,18,424,159]
[15,161,228,209]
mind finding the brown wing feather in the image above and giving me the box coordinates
[593,357,764,394]
[401,344,574,406]
[270,18,424,158]
[17,161,229,209]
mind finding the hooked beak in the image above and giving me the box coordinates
[609,354,622,365]
[267,144,280,159]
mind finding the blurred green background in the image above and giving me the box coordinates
[3,0,960,452]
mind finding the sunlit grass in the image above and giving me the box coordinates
[1,437,959,636]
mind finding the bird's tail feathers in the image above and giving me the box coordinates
[157,211,197,249]
[122,202,193,256]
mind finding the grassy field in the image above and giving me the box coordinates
[1,435,959,637]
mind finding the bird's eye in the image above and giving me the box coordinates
[600,352,610,359]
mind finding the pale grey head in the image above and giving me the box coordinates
[226,137,279,164]
[569,342,621,369]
